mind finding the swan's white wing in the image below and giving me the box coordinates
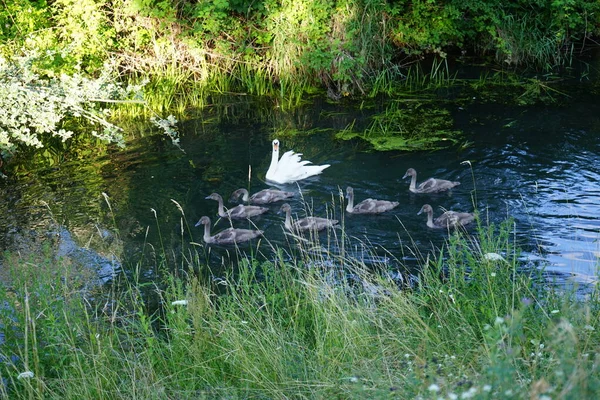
[268,149,330,184]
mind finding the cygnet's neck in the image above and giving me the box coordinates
[425,210,435,228]
[345,192,354,213]
[409,173,417,191]
[284,208,293,231]
[215,196,227,217]
[203,223,213,243]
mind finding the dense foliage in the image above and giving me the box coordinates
[0,0,598,155]
[1,0,598,97]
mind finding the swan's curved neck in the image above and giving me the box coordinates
[345,192,354,213]
[203,223,213,243]
[425,210,435,228]
[284,208,293,231]
[267,148,279,177]
[241,189,249,202]
[409,174,417,191]
[215,196,227,217]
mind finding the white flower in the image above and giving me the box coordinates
[171,300,188,306]
[551,310,560,314]
[428,383,440,392]
[483,252,505,261]
[483,384,492,392]
[584,325,595,331]
[17,371,34,379]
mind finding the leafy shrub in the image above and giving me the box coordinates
[0,52,129,155]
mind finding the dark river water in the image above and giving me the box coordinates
[1,72,599,288]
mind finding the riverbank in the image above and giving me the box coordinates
[2,1,599,110]
[1,214,598,399]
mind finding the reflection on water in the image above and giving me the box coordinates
[1,87,599,288]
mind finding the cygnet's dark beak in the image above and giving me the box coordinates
[194,220,202,227]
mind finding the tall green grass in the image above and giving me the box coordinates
[1,205,599,398]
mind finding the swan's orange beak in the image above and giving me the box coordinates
[273,142,279,151]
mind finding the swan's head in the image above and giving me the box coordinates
[194,216,211,227]
[205,193,222,202]
[417,204,433,215]
[279,203,291,214]
[272,139,279,153]
[402,168,416,179]
[229,188,246,203]
[345,186,354,198]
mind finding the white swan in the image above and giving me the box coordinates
[266,139,330,184]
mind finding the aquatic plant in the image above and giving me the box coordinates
[336,100,463,151]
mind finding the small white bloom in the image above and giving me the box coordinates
[241,320,248,324]
[494,316,505,325]
[17,371,34,379]
[428,383,440,392]
[448,394,458,400]
[551,310,560,314]
[460,387,477,399]
[171,300,188,306]
[483,384,492,392]
[490,272,497,277]
[349,376,359,383]
[584,325,595,331]
[504,389,513,396]
[539,396,552,400]
[484,252,505,262]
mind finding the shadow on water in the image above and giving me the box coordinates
[1,77,599,289]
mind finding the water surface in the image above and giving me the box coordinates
[1,81,599,287]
